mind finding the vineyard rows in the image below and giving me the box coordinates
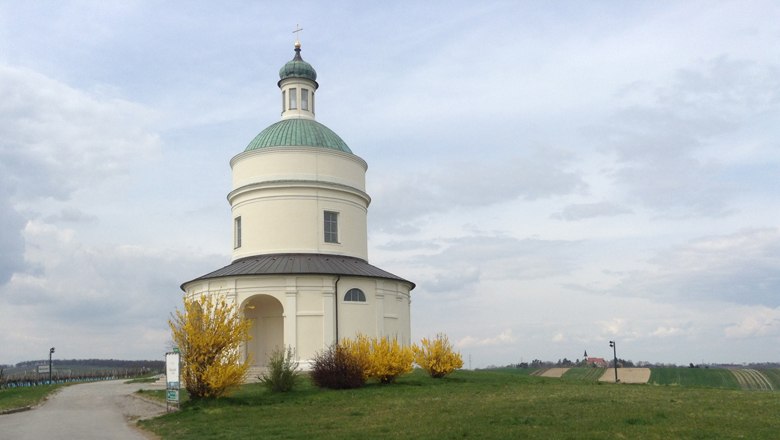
[520,367,780,391]
[731,369,774,391]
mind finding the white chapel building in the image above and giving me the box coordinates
[181,41,414,369]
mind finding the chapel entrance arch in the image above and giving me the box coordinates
[242,294,284,367]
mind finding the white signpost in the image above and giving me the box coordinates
[165,350,181,411]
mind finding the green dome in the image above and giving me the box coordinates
[279,47,317,82]
[246,119,351,153]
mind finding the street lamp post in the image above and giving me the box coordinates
[49,347,55,384]
[609,341,618,383]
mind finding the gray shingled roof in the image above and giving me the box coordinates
[182,253,414,290]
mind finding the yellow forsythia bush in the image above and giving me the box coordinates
[342,334,414,384]
[340,334,372,380]
[413,333,464,378]
[368,336,414,383]
[169,294,252,399]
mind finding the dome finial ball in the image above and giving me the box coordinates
[293,24,303,49]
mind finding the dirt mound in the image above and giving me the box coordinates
[598,368,651,384]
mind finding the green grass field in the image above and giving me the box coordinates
[649,368,740,389]
[137,388,190,404]
[760,369,780,389]
[139,369,780,439]
[478,367,537,377]
[0,384,64,412]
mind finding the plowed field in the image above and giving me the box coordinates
[598,368,651,384]
[539,368,569,378]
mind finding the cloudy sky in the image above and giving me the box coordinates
[1,1,778,367]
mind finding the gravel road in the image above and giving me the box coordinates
[0,379,168,440]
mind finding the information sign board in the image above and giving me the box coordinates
[165,352,180,390]
[166,389,179,402]
[165,351,181,410]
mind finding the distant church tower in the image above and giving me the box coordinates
[181,40,414,369]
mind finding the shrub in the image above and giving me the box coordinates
[367,336,414,384]
[340,334,372,380]
[311,343,365,389]
[259,346,299,392]
[169,294,251,399]
[413,333,464,378]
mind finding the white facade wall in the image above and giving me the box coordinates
[229,147,370,261]
[230,147,367,191]
[183,274,412,368]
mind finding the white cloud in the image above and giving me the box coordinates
[424,267,481,295]
[724,307,780,339]
[0,219,225,361]
[397,234,585,288]
[458,329,516,349]
[369,147,586,232]
[597,318,628,337]
[594,57,780,217]
[0,66,161,199]
[651,326,682,338]
[0,195,26,284]
[552,202,632,221]
[612,228,780,306]
[0,65,162,290]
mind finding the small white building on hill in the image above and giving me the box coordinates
[181,41,414,369]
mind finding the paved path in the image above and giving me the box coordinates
[0,379,167,440]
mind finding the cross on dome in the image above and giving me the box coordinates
[293,24,303,48]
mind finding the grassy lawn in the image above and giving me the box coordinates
[137,388,190,404]
[0,384,64,412]
[139,369,780,439]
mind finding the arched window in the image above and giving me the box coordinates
[344,288,366,302]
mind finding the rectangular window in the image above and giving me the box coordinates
[301,88,309,111]
[289,88,297,110]
[234,216,242,248]
[311,92,315,114]
[324,211,338,243]
[282,90,286,111]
